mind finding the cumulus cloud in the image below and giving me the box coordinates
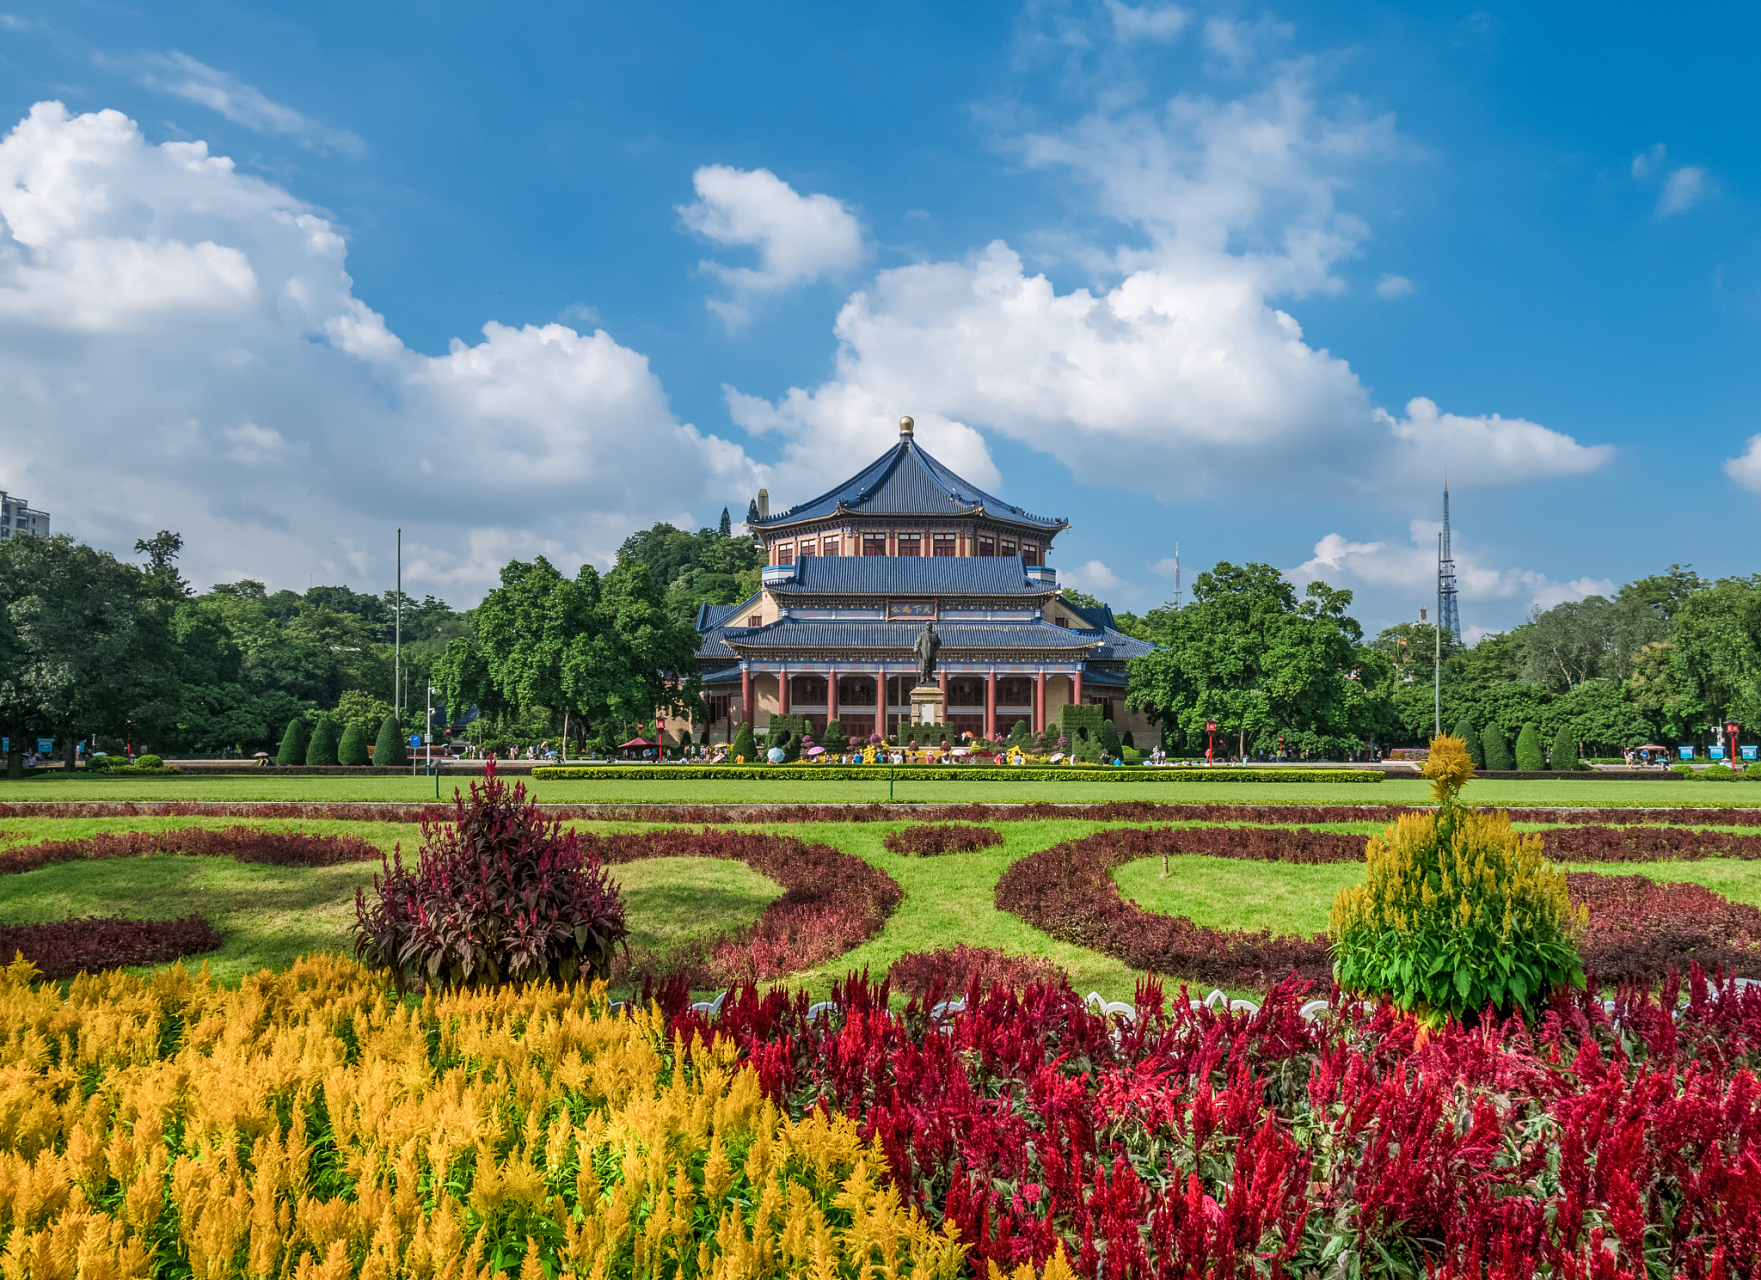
[130,52,363,155]
[0,101,763,597]
[1063,559,1127,592]
[1724,435,1761,494]
[1290,522,1617,624]
[1105,1,1189,43]
[1632,144,1712,217]
[1375,273,1413,299]
[678,165,864,326]
[726,67,1608,506]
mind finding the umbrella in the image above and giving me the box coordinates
[1636,745,1668,752]
[251,751,269,759]
[806,745,826,756]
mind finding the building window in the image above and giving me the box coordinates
[777,543,794,564]
[1057,615,1069,628]
[837,676,877,706]
[747,614,762,627]
[708,695,730,723]
[1000,538,1017,558]
[799,539,817,556]
[932,533,957,557]
[863,532,887,556]
[896,533,921,557]
[1022,544,1039,566]
[977,535,995,557]
[822,536,840,557]
[999,677,1032,705]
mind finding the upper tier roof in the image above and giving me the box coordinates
[769,555,1050,596]
[752,436,1064,531]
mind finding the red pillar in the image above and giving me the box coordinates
[985,671,997,742]
[741,668,753,726]
[779,667,791,715]
[1072,669,1083,708]
[1034,670,1045,734]
[877,668,888,740]
[827,668,839,728]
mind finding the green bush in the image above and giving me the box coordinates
[1452,719,1484,769]
[730,723,757,762]
[1550,724,1584,772]
[1098,718,1122,759]
[1482,723,1514,771]
[306,716,341,767]
[1006,720,1031,748]
[1060,704,1103,742]
[133,754,164,770]
[336,722,371,767]
[374,714,409,768]
[1704,763,1736,780]
[85,754,119,771]
[1121,730,1136,750]
[1672,763,1695,776]
[1514,722,1545,771]
[532,764,1385,783]
[818,718,849,755]
[1746,762,1761,780]
[276,717,310,767]
[765,714,811,763]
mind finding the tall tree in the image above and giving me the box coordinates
[473,556,602,746]
[571,561,706,732]
[718,507,732,538]
[1667,577,1761,734]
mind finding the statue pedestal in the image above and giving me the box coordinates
[908,682,945,728]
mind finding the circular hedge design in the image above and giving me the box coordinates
[0,916,224,980]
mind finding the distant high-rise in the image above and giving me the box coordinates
[0,492,49,540]
[1438,483,1460,646]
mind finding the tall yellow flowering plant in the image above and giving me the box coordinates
[1330,735,1584,1023]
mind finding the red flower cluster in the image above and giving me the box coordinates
[0,825,380,876]
[0,915,222,979]
[656,968,1761,1278]
[585,827,903,989]
[883,823,1006,855]
[887,944,1066,1000]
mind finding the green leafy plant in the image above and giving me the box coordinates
[818,719,849,755]
[1098,718,1122,759]
[374,714,409,768]
[1704,763,1736,780]
[1515,721,1545,771]
[1452,718,1484,769]
[1550,723,1584,772]
[1482,723,1514,771]
[336,722,370,767]
[133,754,164,770]
[1330,736,1584,1023]
[305,716,341,767]
[275,717,310,767]
[730,723,757,762]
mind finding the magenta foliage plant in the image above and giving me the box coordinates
[353,760,626,992]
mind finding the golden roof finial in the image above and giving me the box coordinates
[899,415,914,437]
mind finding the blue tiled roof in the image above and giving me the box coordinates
[754,438,1063,530]
[725,619,1098,652]
[771,556,1048,596]
[1090,627,1155,660]
[1080,667,1130,687]
[701,665,745,684]
[1063,599,1117,631]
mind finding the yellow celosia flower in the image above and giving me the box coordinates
[1421,734,1475,804]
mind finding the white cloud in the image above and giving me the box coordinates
[130,52,363,155]
[678,165,864,326]
[1658,165,1709,216]
[1149,557,1181,576]
[1063,559,1126,592]
[1202,16,1293,74]
[0,101,763,598]
[1375,273,1413,299]
[727,68,1607,506]
[1631,144,1665,181]
[1724,435,1761,494]
[1290,522,1617,624]
[1105,1,1188,43]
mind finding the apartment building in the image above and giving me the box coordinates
[0,492,50,540]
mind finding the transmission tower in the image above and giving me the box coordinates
[1438,482,1461,647]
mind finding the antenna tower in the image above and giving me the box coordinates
[1438,482,1461,647]
[1173,541,1181,610]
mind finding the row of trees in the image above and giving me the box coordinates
[1117,560,1761,758]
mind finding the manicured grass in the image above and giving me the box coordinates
[3,772,1757,808]
[608,857,780,954]
[1112,854,1761,939]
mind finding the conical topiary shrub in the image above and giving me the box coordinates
[1452,719,1484,769]
[1099,718,1122,759]
[819,719,848,755]
[1515,721,1545,771]
[1551,723,1581,772]
[337,721,370,766]
[731,723,756,763]
[374,714,409,767]
[1007,720,1030,748]
[1483,723,1514,771]
[306,715,341,767]
[1330,735,1584,1024]
[276,717,310,767]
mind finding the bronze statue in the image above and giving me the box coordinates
[913,621,941,687]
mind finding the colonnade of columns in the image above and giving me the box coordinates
[738,667,1083,741]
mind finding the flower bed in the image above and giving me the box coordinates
[886,944,1066,1000]
[0,914,223,979]
[663,968,1761,1278]
[585,828,903,989]
[533,765,1385,783]
[0,824,381,875]
[1571,872,1761,981]
[883,823,1006,855]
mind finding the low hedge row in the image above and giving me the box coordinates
[882,823,1005,855]
[531,765,1384,783]
[0,915,223,980]
[885,944,1066,1000]
[0,825,382,875]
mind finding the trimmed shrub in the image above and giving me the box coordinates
[133,754,163,770]
[1059,703,1103,741]
[730,722,757,763]
[1330,736,1582,1022]
[1705,763,1736,780]
[353,761,626,991]
[0,825,380,875]
[886,945,1066,1000]
[0,915,222,979]
[819,718,849,755]
[374,714,409,768]
[275,717,309,766]
[1452,718,1484,769]
[883,823,1005,855]
[1673,763,1695,776]
[305,716,340,767]
[1006,720,1031,748]
[1551,723,1583,772]
[1747,761,1761,780]
[1121,730,1135,750]
[336,721,370,767]
[765,714,811,763]
[1515,721,1545,771]
[1098,718,1122,759]
[1482,722,1514,771]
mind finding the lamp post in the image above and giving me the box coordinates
[1205,719,1216,766]
[1726,719,1741,766]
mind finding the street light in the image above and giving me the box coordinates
[1205,719,1217,766]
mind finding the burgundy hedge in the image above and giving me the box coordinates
[882,823,1005,855]
[0,915,223,980]
[886,944,1066,1000]
[0,825,381,876]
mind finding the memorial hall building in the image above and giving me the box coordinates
[676,417,1158,746]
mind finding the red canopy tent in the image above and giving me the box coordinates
[618,737,660,760]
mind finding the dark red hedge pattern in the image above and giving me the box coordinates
[585,828,902,989]
[1571,872,1761,981]
[0,914,222,979]
[652,967,1761,1279]
[11,796,1761,827]
[886,944,1067,1000]
[0,825,381,876]
[882,823,1006,855]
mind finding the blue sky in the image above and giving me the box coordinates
[0,0,1755,637]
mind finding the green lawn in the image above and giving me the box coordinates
[609,857,780,954]
[2,771,1755,808]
